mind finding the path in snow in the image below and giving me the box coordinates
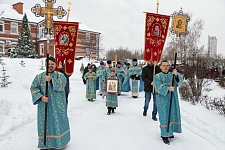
[0,60,225,150]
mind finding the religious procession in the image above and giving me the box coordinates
[1,0,225,150]
[28,0,187,149]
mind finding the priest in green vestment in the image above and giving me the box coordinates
[154,60,183,145]
[30,56,70,149]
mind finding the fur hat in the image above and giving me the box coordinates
[107,60,112,64]
[100,61,104,65]
[117,61,121,65]
[132,58,137,62]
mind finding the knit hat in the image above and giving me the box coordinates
[107,60,112,64]
[100,61,104,65]
[132,58,137,62]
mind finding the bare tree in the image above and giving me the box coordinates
[163,16,204,63]
[106,47,143,62]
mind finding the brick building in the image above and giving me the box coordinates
[0,2,101,59]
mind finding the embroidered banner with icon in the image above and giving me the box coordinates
[54,21,79,75]
[144,13,170,62]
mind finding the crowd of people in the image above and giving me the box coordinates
[30,56,183,149]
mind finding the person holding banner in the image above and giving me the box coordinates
[154,60,183,145]
[142,61,161,120]
[30,56,70,149]
[58,62,71,105]
[128,58,142,98]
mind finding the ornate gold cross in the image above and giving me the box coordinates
[31,0,67,34]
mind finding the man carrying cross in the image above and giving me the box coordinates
[31,0,69,149]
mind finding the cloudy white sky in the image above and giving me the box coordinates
[1,0,225,54]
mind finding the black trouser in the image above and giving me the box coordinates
[66,92,69,105]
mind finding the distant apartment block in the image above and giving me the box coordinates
[208,36,217,58]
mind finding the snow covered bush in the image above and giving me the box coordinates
[200,97,225,116]
[7,48,17,58]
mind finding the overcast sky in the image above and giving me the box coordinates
[1,0,225,54]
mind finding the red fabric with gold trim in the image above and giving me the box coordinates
[144,13,170,62]
[54,21,79,75]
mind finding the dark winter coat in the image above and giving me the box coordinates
[82,66,89,84]
[142,64,161,92]
[59,67,71,94]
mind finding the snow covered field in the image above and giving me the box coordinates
[0,57,225,150]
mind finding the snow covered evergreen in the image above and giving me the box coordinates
[15,14,38,58]
[0,66,12,87]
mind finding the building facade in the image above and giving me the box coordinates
[208,35,217,58]
[0,2,101,59]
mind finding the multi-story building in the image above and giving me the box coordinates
[208,35,217,58]
[0,2,101,59]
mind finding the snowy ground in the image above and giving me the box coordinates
[0,57,225,150]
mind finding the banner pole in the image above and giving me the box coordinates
[66,1,72,22]
[152,0,159,93]
[156,0,159,14]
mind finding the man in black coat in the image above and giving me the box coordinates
[58,63,71,105]
[142,61,161,121]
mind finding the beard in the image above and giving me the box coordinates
[48,67,55,73]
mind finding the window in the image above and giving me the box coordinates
[11,42,18,48]
[40,44,44,56]
[39,27,46,39]
[86,32,90,42]
[0,42,4,54]
[11,44,17,48]
[86,48,90,56]
[6,40,11,46]
[10,22,18,34]
[39,27,54,39]
[0,21,4,33]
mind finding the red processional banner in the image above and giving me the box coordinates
[53,21,79,75]
[144,13,170,62]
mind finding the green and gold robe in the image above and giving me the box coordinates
[128,65,142,97]
[84,72,97,99]
[104,76,119,108]
[154,72,183,137]
[30,71,70,149]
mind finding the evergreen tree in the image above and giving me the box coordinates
[0,66,12,87]
[15,13,38,58]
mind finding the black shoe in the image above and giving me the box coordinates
[88,99,90,101]
[169,135,174,138]
[118,94,121,96]
[133,96,138,98]
[161,136,170,145]
[90,99,94,102]
[100,94,102,96]
[112,108,115,113]
[143,110,147,116]
[107,108,111,115]
[152,116,158,121]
